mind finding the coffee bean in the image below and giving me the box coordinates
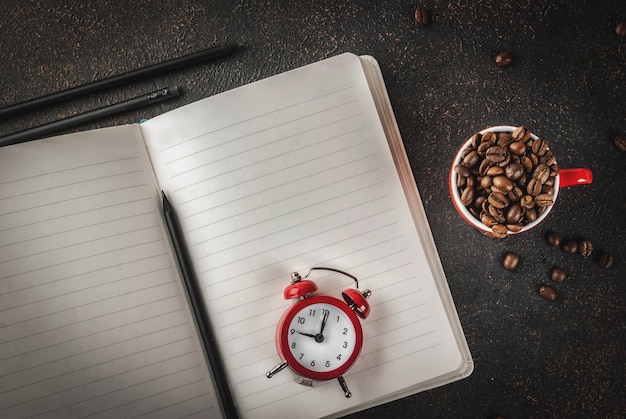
[532,164,550,184]
[541,184,555,196]
[616,21,626,37]
[463,150,480,168]
[460,187,475,206]
[474,194,487,207]
[481,212,497,227]
[521,155,533,173]
[488,191,509,209]
[494,51,513,67]
[482,132,497,144]
[493,175,514,192]
[486,146,507,163]
[551,267,567,283]
[562,240,578,254]
[546,231,561,247]
[539,284,557,301]
[535,193,554,208]
[520,195,535,210]
[497,132,513,147]
[506,223,523,233]
[470,133,482,148]
[491,224,508,238]
[506,203,523,223]
[414,7,430,25]
[503,252,520,270]
[488,203,506,223]
[508,141,526,156]
[454,164,470,177]
[512,126,530,142]
[505,162,524,180]
[486,166,504,176]
[496,152,511,168]
[526,178,542,196]
[614,134,626,152]
[524,208,537,223]
[540,150,557,166]
[507,186,523,202]
[578,239,593,257]
[599,252,614,268]
[531,138,549,156]
[477,141,492,156]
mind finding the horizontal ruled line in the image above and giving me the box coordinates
[0,322,191,383]
[160,86,354,153]
[0,156,141,187]
[0,225,160,265]
[169,105,362,174]
[0,183,149,218]
[0,252,169,297]
[2,277,177,330]
[0,169,144,202]
[0,197,152,234]
[0,210,155,250]
[0,336,196,397]
[181,144,375,215]
[0,303,185,360]
[173,121,366,193]
[0,238,165,281]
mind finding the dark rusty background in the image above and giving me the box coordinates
[1,1,624,417]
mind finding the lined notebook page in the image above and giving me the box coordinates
[0,126,221,419]
[142,53,468,418]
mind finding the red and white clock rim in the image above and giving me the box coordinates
[276,295,364,381]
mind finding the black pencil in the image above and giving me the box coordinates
[0,86,181,147]
[161,192,239,419]
[0,44,238,119]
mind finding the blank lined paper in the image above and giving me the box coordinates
[0,126,221,419]
[142,53,469,418]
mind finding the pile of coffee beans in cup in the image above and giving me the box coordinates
[454,126,559,238]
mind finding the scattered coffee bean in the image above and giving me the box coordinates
[503,252,520,270]
[551,267,567,283]
[494,51,513,67]
[414,7,430,25]
[578,239,593,257]
[539,284,557,301]
[614,134,626,152]
[599,252,614,268]
[562,240,578,254]
[454,126,559,237]
[546,231,561,247]
[616,21,626,37]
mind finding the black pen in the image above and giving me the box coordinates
[0,86,181,147]
[161,192,239,419]
[0,44,238,119]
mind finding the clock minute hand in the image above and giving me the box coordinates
[319,310,329,334]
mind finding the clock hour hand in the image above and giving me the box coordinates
[297,331,316,338]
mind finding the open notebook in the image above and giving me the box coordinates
[0,53,472,418]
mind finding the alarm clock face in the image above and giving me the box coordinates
[277,295,363,381]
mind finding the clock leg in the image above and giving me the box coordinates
[337,375,352,398]
[266,361,288,378]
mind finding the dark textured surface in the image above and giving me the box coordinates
[1,1,624,417]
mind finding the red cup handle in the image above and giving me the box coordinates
[559,168,593,188]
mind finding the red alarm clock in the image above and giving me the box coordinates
[266,267,371,397]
